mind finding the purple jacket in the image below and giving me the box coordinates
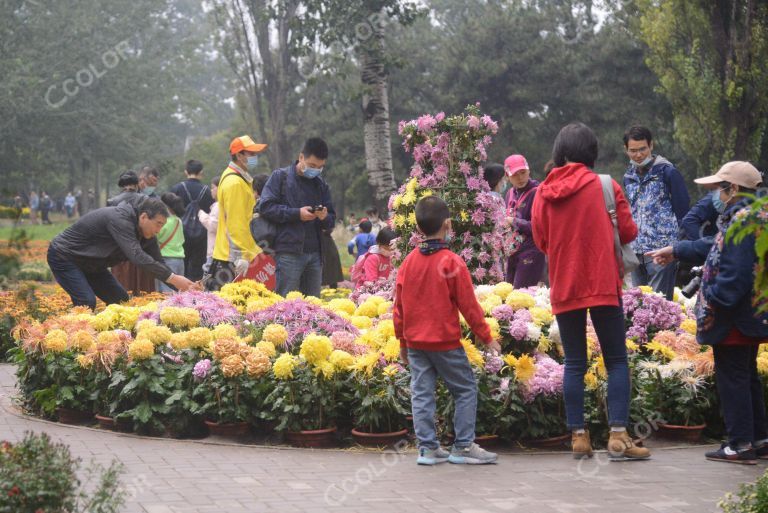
[505,179,540,252]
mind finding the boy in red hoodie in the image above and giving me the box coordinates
[394,196,502,465]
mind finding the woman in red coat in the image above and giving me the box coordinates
[532,122,648,461]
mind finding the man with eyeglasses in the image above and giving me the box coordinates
[622,125,690,300]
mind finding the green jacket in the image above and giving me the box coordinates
[157,215,185,258]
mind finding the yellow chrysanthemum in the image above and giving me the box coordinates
[513,354,536,383]
[44,329,68,353]
[169,332,189,351]
[220,354,245,378]
[367,296,386,306]
[115,306,140,330]
[505,291,535,310]
[459,210,469,222]
[393,214,406,228]
[128,338,155,360]
[355,301,380,318]
[646,340,677,361]
[159,307,200,330]
[481,294,502,314]
[299,334,333,365]
[286,291,304,300]
[70,330,94,352]
[760,344,768,355]
[137,325,172,346]
[626,339,639,353]
[90,310,117,331]
[382,337,401,361]
[503,353,518,368]
[493,282,514,299]
[584,371,599,390]
[377,319,395,339]
[245,296,280,313]
[212,324,238,340]
[757,355,768,376]
[485,318,500,340]
[313,359,336,379]
[391,194,403,210]
[351,316,373,330]
[595,356,607,379]
[245,350,271,378]
[76,353,94,369]
[96,331,122,348]
[420,189,433,198]
[185,327,213,349]
[352,351,380,376]
[536,334,551,353]
[377,301,392,316]
[255,341,276,358]
[327,298,356,316]
[135,319,158,333]
[329,350,354,371]
[407,212,417,226]
[680,319,697,335]
[529,307,553,327]
[639,285,654,294]
[273,353,298,379]
[383,364,400,377]
[261,324,289,347]
[304,296,323,306]
[460,338,484,368]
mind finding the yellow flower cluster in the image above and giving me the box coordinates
[382,337,401,361]
[128,338,155,361]
[329,350,354,370]
[160,307,200,330]
[245,350,271,378]
[273,353,298,379]
[286,291,304,300]
[757,353,768,376]
[255,341,276,358]
[536,334,551,353]
[680,318,697,335]
[327,298,356,316]
[377,319,395,339]
[220,354,245,378]
[136,324,172,346]
[300,334,333,365]
[313,360,336,379]
[493,282,514,299]
[90,309,118,332]
[485,318,500,340]
[76,353,94,369]
[352,351,380,377]
[351,316,373,330]
[70,330,94,352]
[44,329,68,353]
[355,301,379,318]
[212,324,238,340]
[584,371,599,390]
[460,338,485,368]
[219,280,280,312]
[504,354,536,382]
[185,327,213,349]
[480,294,502,314]
[261,324,288,347]
[505,291,535,310]
[529,307,553,327]
[245,296,280,313]
[645,340,677,361]
[383,364,400,377]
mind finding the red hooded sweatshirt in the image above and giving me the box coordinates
[532,163,637,314]
[394,247,492,351]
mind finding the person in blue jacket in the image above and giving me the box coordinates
[623,125,690,299]
[647,161,767,465]
[681,190,720,241]
[259,137,336,297]
[347,219,375,258]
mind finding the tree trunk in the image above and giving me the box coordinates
[360,32,396,216]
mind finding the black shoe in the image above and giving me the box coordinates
[705,443,757,465]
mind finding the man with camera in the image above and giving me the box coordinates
[647,162,768,465]
[259,137,336,297]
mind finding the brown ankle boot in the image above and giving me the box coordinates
[608,430,651,460]
[571,431,593,459]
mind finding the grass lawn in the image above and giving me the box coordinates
[0,221,72,241]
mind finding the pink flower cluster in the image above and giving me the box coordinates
[520,354,564,404]
[156,291,241,327]
[623,288,685,343]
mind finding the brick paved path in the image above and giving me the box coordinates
[0,364,763,513]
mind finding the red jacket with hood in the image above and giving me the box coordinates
[532,163,637,314]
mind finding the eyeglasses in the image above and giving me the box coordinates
[627,147,649,155]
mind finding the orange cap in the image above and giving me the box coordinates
[230,135,268,155]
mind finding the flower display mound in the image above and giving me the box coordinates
[390,104,509,284]
[140,290,241,327]
[245,299,360,350]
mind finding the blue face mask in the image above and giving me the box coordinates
[143,186,156,196]
[712,189,727,214]
[630,156,654,169]
[303,166,323,179]
[246,155,259,171]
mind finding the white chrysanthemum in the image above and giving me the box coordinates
[680,374,705,393]
[636,359,662,377]
[526,323,542,342]
[667,358,695,376]
[474,285,496,302]
[533,287,551,309]
[547,320,561,346]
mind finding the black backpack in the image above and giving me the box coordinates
[180,182,208,241]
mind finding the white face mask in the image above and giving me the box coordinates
[630,156,653,169]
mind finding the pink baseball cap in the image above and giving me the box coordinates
[504,154,529,176]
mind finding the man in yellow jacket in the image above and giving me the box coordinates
[207,135,267,291]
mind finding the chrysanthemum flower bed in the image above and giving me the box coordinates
[5,280,729,446]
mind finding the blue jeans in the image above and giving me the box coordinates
[47,246,129,309]
[556,305,629,430]
[275,252,322,297]
[408,347,477,450]
[632,255,678,300]
[155,257,185,293]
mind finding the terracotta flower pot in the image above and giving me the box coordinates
[204,420,251,437]
[351,428,409,447]
[656,422,706,443]
[94,414,116,430]
[285,427,337,448]
[445,433,502,448]
[524,433,570,449]
[56,407,92,425]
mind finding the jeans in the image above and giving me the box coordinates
[631,255,678,300]
[556,305,630,430]
[408,347,478,450]
[713,344,768,448]
[155,257,185,293]
[47,246,129,309]
[275,252,322,297]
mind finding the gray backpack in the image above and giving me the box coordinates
[599,174,640,277]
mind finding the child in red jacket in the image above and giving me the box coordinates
[352,227,396,288]
[394,196,501,465]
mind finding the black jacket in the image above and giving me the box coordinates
[170,178,213,213]
[50,202,172,280]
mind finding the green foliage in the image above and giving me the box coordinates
[636,364,715,426]
[727,194,768,314]
[108,356,170,435]
[638,0,768,174]
[16,262,52,282]
[0,431,125,513]
[719,468,768,512]
[347,369,410,433]
[192,362,273,427]
[265,364,340,432]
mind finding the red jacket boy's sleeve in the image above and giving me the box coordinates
[613,180,638,245]
[393,265,406,346]
[448,257,492,344]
